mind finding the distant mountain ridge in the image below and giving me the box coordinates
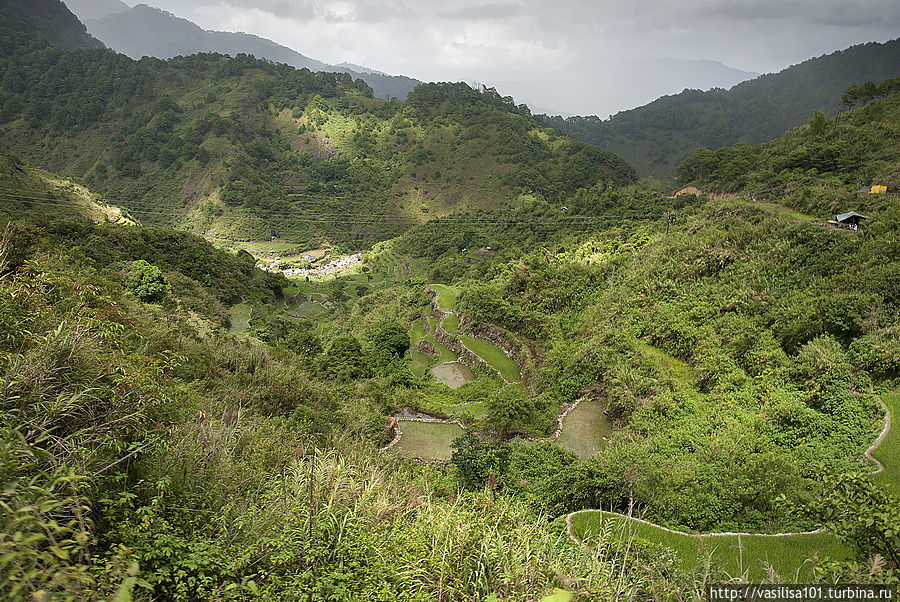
[539,38,900,179]
[75,2,422,100]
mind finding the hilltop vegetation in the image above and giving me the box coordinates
[0,14,633,248]
[540,39,900,178]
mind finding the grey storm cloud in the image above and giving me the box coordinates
[439,2,523,20]
[172,0,900,28]
[146,0,898,115]
[215,0,414,22]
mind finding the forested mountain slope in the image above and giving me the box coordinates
[540,39,900,179]
[81,3,423,101]
[677,91,900,217]
[0,0,103,50]
[0,16,634,247]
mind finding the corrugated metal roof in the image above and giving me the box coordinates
[835,211,870,222]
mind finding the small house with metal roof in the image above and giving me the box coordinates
[829,211,870,231]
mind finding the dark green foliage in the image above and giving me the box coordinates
[323,336,368,380]
[368,321,409,357]
[842,77,900,109]
[802,474,900,566]
[0,0,104,51]
[486,388,545,437]
[451,431,508,490]
[37,220,286,304]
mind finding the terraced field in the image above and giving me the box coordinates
[387,421,464,461]
[554,399,613,459]
[871,390,899,498]
[567,388,898,582]
[430,283,459,312]
[228,304,252,336]
[568,511,851,582]
[458,335,522,383]
[441,313,460,334]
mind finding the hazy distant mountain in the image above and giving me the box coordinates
[63,0,129,21]
[84,5,330,70]
[2,0,104,50]
[79,3,422,100]
[539,38,900,179]
[490,57,758,118]
[334,62,386,76]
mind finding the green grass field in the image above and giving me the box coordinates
[569,511,852,582]
[458,335,521,382]
[871,389,899,498]
[291,301,329,319]
[430,283,459,312]
[444,402,489,419]
[442,313,460,334]
[635,341,693,389]
[411,318,458,365]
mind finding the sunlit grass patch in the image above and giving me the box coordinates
[430,283,459,312]
[459,335,521,382]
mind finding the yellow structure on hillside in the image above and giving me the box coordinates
[870,185,888,193]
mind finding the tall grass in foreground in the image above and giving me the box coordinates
[211,445,667,600]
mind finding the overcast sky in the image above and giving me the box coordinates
[131,0,898,114]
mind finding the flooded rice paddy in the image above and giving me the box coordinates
[430,361,476,388]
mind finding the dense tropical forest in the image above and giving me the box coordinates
[1,0,898,599]
[539,39,900,179]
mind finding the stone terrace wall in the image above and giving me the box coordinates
[460,316,540,391]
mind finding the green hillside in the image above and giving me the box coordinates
[540,38,900,179]
[0,153,134,224]
[0,18,634,248]
[676,91,900,216]
[381,96,899,538]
